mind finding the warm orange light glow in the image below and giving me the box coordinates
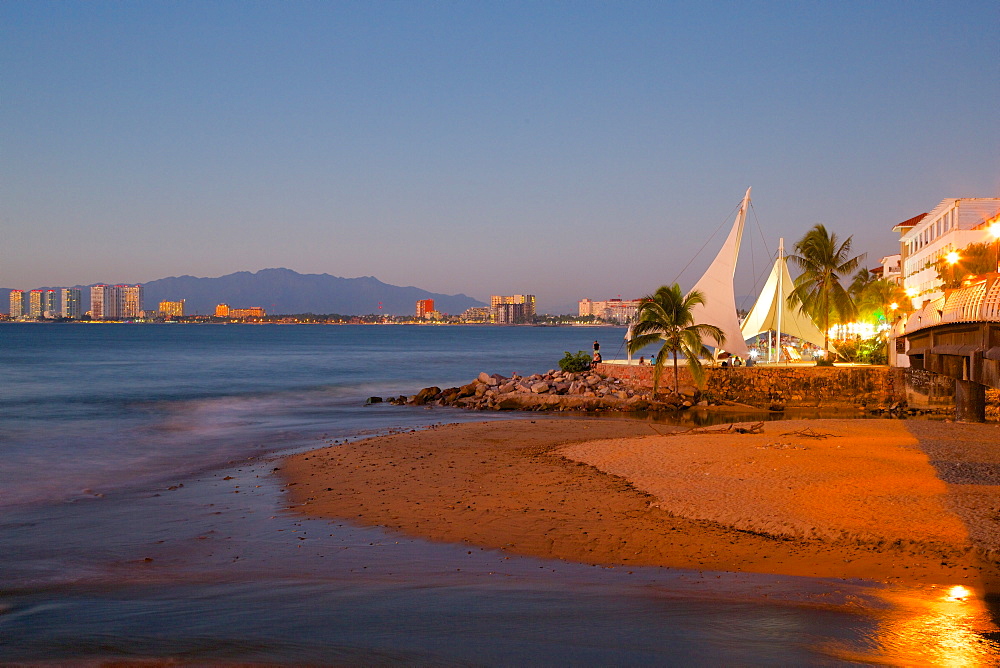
[889,302,898,311]
[947,585,971,601]
[946,251,960,265]
[990,221,1000,239]
[906,288,918,298]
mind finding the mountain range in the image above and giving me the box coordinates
[6,268,486,316]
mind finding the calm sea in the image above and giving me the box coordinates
[0,323,994,665]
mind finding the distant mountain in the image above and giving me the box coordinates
[142,269,484,316]
[5,269,485,316]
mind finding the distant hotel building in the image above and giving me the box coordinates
[415,299,434,319]
[216,304,265,319]
[490,294,536,324]
[61,288,81,319]
[122,285,143,318]
[460,306,491,323]
[29,290,44,318]
[9,290,24,319]
[90,285,109,319]
[90,284,143,319]
[159,300,185,318]
[579,297,642,324]
[895,198,1000,308]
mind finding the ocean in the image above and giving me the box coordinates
[0,323,994,665]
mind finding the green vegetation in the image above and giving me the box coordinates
[788,224,865,361]
[935,241,997,289]
[833,336,887,365]
[558,350,594,372]
[626,284,723,395]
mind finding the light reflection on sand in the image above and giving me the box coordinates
[821,583,1000,665]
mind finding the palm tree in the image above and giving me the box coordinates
[787,224,866,355]
[855,275,910,325]
[627,284,724,395]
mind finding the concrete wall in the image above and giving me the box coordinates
[595,363,907,408]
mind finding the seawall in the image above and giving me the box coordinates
[595,363,907,409]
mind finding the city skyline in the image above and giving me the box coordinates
[2,2,997,314]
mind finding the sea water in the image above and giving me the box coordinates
[0,323,995,665]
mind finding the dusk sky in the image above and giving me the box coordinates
[3,1,997,313]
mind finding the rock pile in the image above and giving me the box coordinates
[383,370,708,413]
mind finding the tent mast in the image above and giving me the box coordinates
[776,238,784,364]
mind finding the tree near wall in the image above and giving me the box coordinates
[787,224,866,355]
[936,242,996,289]
[626,284,723,396]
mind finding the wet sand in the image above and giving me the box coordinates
[282,418,1000,593]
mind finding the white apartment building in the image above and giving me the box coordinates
[895,198,1000,308]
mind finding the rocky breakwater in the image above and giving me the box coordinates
[386,370,702,412]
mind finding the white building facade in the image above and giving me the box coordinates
[896,198,1000,308]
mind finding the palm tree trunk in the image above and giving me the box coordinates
[673,353,679,394]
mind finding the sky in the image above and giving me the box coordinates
[3,1,998,314]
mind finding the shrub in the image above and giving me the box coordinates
[559,350,593,372]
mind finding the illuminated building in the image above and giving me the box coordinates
[9,290,24,319]
[90,285,109,319]
[228,307,265,319]
[415,299,434,319]
[122,285,143,318]
[61,289,81,319]
[160,300,185,317]
[217,304,265,319]
[490,294,536,323]
[896,198,1000,308]
[29,290,44,318]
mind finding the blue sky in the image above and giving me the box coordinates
[3,1,997,313]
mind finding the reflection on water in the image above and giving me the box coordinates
[822,583,1000,665]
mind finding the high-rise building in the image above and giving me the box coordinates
[90,285,109,319]
[415,299,434,319]
[160,300,185,317]
[42,290,58,318]
[9,290,24,319]
[490,294,536,323]
[215,304,230,317]
[122,285,143,318]
[61,288,82,319]
[29,290,44,318]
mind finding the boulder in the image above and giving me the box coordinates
[365,396,383,405]
[531,382,550,394]
[477,372,492,384]
[457,383,479,398]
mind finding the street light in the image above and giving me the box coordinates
[989,219,1000,273]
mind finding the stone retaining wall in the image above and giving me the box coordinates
[595,363,907,409]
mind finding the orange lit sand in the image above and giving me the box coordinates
[283,418,1000,591]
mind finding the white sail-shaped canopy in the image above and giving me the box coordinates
[686,188,751,358]
[740,241,825,350]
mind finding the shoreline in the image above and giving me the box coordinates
[282,417,1000,595]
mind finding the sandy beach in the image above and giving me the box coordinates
[283,417,1000,593]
